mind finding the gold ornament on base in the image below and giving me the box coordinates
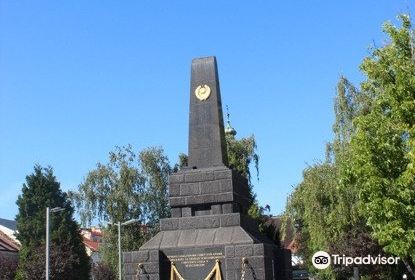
[170,259,222,280]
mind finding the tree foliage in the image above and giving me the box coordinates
[0,255,18,280]
[17,241,86,280]
[71,145,144,226]
[225,133,259,184]
[286,162,340,279]
[226,132,259,205]
[345,15,415,276]
[70,145,171,272]
[285,14,415,279]
[139,147,171,230]
[91,262,116,280]
[223,129,278,240]
[15,165,90,280]
[285,76,404,279]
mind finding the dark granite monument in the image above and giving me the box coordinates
[124,57,292,280]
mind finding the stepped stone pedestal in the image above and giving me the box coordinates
[123,57,292,280]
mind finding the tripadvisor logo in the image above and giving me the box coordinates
[312,251,400,270]
[312,251,331,269]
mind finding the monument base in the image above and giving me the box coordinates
[123,213,292,280]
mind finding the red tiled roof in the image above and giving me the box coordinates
[83,238,100,252]
[81,227,103,252]
[0,231,20,252]
[91,229,103,237]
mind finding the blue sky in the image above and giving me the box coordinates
[1,1,414,221]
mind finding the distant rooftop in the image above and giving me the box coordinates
[0,230,20,252]
[0,218,17,231]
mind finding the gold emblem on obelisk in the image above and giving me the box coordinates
[195,85,211,101]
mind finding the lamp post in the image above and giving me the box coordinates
[46,207,64,280]
[403,274,407,280]
[109,219,140,280]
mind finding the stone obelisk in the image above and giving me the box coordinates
[123,57,292,280]
[188,56,228,169]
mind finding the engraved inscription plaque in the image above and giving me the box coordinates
[164,247,224,280]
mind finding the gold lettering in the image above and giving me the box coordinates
[168,252,223,268]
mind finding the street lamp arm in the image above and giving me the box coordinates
[121,219,140,226]
[51,207,64,213]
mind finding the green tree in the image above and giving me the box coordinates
[0,254,18,280]
[15,165,90,280]
[346,15,415,277]
[70,145,171,272]
[71,145,144,226]
[226,132,259,206]
[139,147,171,231]
[224,131,269,230]
[286,162,338,279]
[91,262,116,280]
[285,75,404,279]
